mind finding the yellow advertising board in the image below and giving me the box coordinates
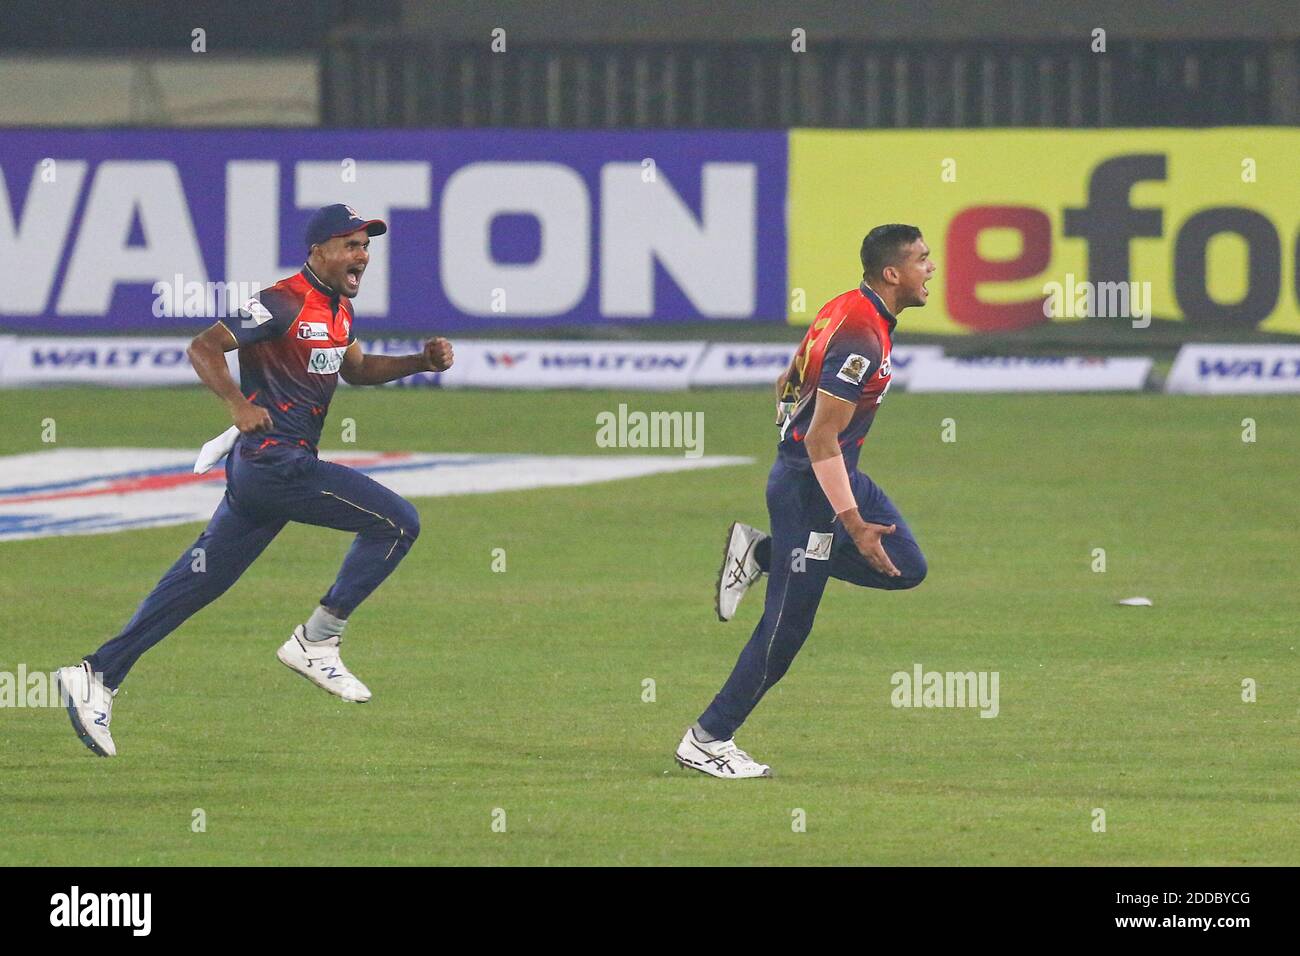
[788,129,1300,334]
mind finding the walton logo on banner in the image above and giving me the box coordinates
[453,340,706,389]
[0,130,786,333]
[690,343,943,386]
[1166,344,1300,394]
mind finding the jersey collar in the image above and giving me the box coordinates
[302,263,340,301]
[301,262,343,314]
[859,282,898,334]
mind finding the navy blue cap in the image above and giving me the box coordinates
[304,204,387,251]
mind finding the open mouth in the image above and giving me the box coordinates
[344,267,363,291]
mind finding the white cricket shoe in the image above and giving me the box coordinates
[276,626,372,703]
[675,727,772,778]
[57,662,117,757]
[716,521,768,622]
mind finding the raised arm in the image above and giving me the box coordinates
[339,337,455,386]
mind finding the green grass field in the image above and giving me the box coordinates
[1,386,1296,866]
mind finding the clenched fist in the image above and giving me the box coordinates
[423,337,454,372]
[230,398,273,435]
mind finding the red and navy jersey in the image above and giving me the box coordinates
[776,282,897,472]
[218,265,356,454]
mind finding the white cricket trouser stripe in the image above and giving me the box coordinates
[753,564,794,702]
[319,490,408,560]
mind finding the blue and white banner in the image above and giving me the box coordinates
[1165,344,1300,394]
[0,337,958,390]
[0,337,711,390]
[450,340,707,390]
[690,342,795,386]
[691,342,943,387]
[347,338,708,390]
[0,130,787,333]
[0,336,238,386]
[907,355,1152,392]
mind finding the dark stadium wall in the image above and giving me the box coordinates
[399,0,1300,41]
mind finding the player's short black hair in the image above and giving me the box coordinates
[860,224,923,280]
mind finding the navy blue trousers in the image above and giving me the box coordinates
[86,442,420,689]
[697,456,927,740]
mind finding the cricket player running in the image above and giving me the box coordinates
[675,224,934,778]
[58,204,454,757]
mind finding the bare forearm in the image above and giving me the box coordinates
[804,393,859,520]
[346,352,431,386]
[804,425,841,466]
[807,439,865,527]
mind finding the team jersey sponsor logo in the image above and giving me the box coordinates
[297,322,331,341]
[878,355,891,378]
[307,346,348,374]
[836,353,872,385]
[239,298,274,327]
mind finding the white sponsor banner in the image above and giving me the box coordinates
[882,346,944,388]
[689,342,944,387]
[0,336,238,386]
[1166,344,1300,394]
[907,355,1152,392]
[0,448,752,541]
[450,339,707,390]
[2,336,952,391]
[0,336,709,389]
[691,342,794,385]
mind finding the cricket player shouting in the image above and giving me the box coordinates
[58,204,454,757]
[676,225,934,778]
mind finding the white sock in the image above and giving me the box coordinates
[303,606,347,643]
[692,722,720,743]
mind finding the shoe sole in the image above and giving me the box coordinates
[674,753,773,779]
[276,649,371,703]
[56,672,112,758]
[715,521,741,622]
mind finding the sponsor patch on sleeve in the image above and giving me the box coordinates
[836,353,872,386]
[239,298,273,327]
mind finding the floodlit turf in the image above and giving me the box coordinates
[1,386,1297,866]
